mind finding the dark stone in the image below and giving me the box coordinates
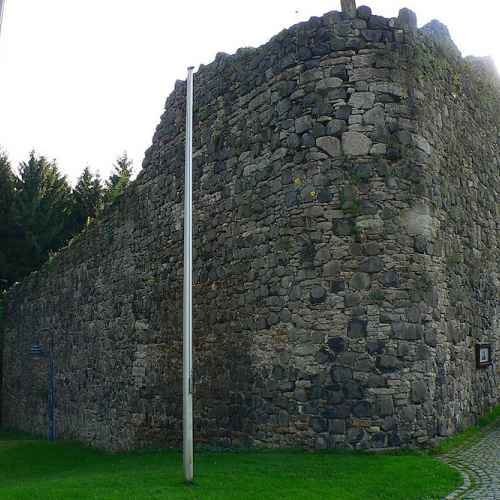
[411,380,427,403]
[268,312,279,325]
[329,419,346,434]
[344,293,360,308]
[317,190,332,203]
[361,30,382,43]
[352,400,371,418]
[287,133,301,148]
[302,133,315,147]
[406,306,421,324]
[371,432,386,448]
[348,319,367,338]
[335,105,352,121]
[402,405,417,421]
[272,365,287,380]
[312,417,328,432]
[383,271,400,287]
[331,366,353,383]
[388,433,401,448]
[376,355,400,371]
[367,374,385,388]
[330,36,347,51]
[278,410,289,426]
[386,147,401,160]
[331,280,345,293]
[367,340,385,354]
[364,242,380,256]
[398,8,417,32]
[357,5,372,20]
[335,404,352,418]
[340,0,357,19]
[312,122,326,138]
[360,257,384,273]
[286,190,298,208]
[328,336,346,353]
[296,115,313,134]
[347,428,365,445]
[356,356,374,372]
[328,88,347,100]
[350,272,370,290]
[343,381,363,399]
[324,407,337,418]
[414,235,428,254]
[425,329,438,347]
[392,322,423,340]
[295,388,308,402]
[330,66,348,80]
[316,348,333,364]
[421,20,461,59]
[351,306,366,318]
[334,220,354,236]
[327,119,347,137]
[327,389,345,405]
[368,15,388,29]
[351,163,373,181]
[310,286,327,304]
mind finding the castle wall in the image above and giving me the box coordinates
[409,32,500,434]
[2,3,498,451]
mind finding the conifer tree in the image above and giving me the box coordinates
[0,151,17,288]
[71,166,103,230]
[104,151,133,204]
[14,151,72,269]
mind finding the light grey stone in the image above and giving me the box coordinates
[348,92,376,109]
[316,136,343,158]
[342,132,372,156]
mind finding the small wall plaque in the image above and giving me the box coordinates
[30,344,43,356]
[476,343,492,369]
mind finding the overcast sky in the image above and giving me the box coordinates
[0,0,498,184]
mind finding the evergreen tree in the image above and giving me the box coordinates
[71,166,103,230]
[14,151,73,269]
[0,151,17,289]
[104,151,133,204]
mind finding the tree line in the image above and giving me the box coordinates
[0,150,134,291]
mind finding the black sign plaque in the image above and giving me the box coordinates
[476,343,492,369]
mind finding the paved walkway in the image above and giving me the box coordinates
[441,425,500,499]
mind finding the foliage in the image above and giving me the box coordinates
[103,151,133,205]
[0,148,132,291]
[70,166,103,234]
[0,435,461,500]
[0,152,18,289]
[14,151,73,272]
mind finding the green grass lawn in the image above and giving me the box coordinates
[0,432,460,500]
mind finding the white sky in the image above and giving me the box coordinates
[0,0,498,184]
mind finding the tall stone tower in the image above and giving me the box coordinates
[2,1,499,450]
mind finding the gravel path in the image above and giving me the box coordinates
[441,425,500,499]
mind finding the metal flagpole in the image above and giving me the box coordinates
[183,66,194,483]
[0,0,6,38]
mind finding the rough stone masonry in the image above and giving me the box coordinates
[2,1,499,451]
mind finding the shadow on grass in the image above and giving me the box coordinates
[0,430,462,500]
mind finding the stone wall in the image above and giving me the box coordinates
[2,1,499,451]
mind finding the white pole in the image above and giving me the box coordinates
[0,0,6,38]
[183,66,194,483]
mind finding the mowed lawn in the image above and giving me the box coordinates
[0,432,461,500]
